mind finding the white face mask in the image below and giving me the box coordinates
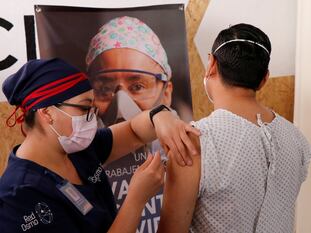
[99,90,142,127]
[203,56,214,104]
[50,106,98,154]
[203,77,214,104]
[100,88,175,127]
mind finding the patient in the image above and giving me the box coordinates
[158,23,311,233]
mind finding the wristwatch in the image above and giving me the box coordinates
[149,104,171,126]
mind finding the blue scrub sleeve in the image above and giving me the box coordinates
[0,186,80,233]
[93,128,113,163]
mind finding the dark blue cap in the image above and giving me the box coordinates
[2,58,92,111]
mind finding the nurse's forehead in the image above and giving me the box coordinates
[68,90,94,103]
[94,48,163,72]
[93,74,148,83]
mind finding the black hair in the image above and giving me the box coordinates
[211,23,271,90]
[24,110,36,128]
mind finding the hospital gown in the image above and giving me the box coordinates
[190,109,311,233]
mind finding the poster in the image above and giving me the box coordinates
[35,4,192,232]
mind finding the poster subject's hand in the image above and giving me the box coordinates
[153,111,201,166]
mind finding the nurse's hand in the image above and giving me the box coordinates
[153,110,201,166]
[127,152,164,207]
[108,153,164,233]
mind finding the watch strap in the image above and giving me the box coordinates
[149,104,171,126]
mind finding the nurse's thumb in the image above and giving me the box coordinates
[137,153,153,171]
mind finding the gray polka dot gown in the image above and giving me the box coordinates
[189,109,311,233]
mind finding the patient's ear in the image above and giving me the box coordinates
[207,55,217,76]
[257,70,269,90]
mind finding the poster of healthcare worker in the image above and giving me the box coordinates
[35,4,192,232]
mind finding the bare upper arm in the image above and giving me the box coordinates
[158,134,201,233]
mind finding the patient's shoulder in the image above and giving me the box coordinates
[188,131,201,156]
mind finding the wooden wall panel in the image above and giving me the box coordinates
[0,103,24,175]
[256,76,294,122]
[186,0,213,120]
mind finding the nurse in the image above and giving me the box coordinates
[0,58,199,233]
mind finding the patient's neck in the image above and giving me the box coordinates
[212,87,274,125]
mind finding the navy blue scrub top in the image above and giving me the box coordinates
[0,128,117,233]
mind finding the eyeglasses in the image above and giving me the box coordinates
[55,102,98,122]
[88,69,169,82]
[88,69,168,102]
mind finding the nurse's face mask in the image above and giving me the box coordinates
[49,103,98,154]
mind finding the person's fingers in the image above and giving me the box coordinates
[165,137,178,155]
[179,130,195,165]
[173,129,188,164]
[137,153,153,171]
[148,151,162,170]
[159,157,165,175]
[160,142,169,155]
[185,124,201,136]
[152,152,165,184]
[173,149,186,167]
[165,137,186,166]
[158,163,165,184]
[180,127,198,157]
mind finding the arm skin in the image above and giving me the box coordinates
[106,110,200,166]
[107,153,165,233]
[106,110,156,164]
[107,194,146,233]
[157,133,201,233]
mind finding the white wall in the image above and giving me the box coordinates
[194,0,296,77]
[295,0,311,232]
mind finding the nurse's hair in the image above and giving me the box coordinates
[211,23,271,90]
[24,111,36,128]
